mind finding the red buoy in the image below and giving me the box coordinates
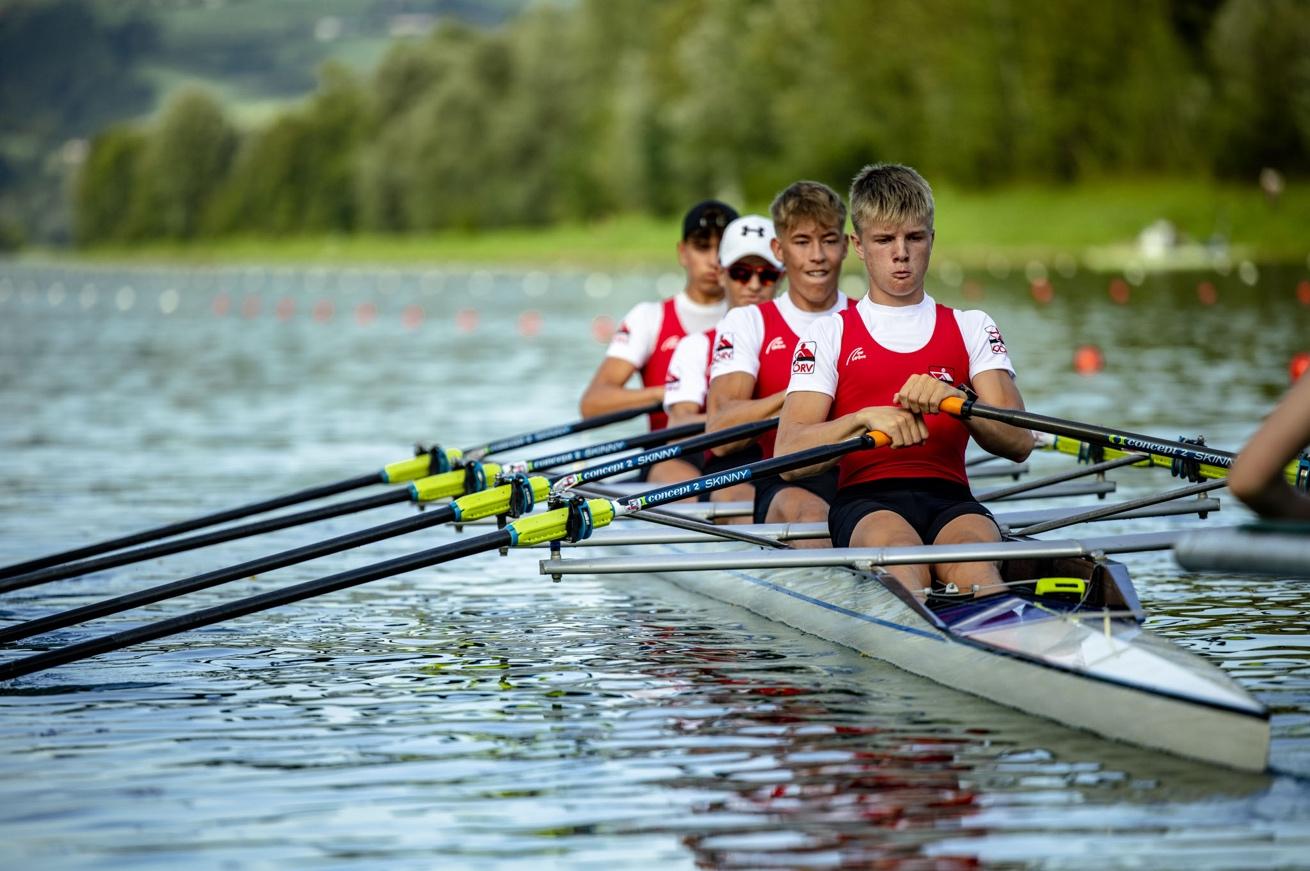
[1297,280,1310,306]
[1108,278,1130,305]
[1030,279,1053,304]
[1291,352,1310,383]
[1196,281,1217,306]
[1074,344,1105,375]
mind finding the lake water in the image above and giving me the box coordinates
[1,258,1308,869]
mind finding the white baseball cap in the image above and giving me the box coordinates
[718,214,782,268]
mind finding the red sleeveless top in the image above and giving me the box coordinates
[753,297,854,458]
[831,303,972,487]
[643,297,685,431]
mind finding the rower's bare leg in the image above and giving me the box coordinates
[931,513,1004,596]
[849,510,929,591]
[764,487,831,548]
[711,483,754,525]
[643,457,704,503]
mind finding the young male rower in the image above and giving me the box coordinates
[706,182,855,541]
[580,199,738,483]
[663,214,782,516]
[776,163,1032,592]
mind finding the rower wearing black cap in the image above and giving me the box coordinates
[580,199,739,484]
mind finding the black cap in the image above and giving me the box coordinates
[682,199,739,241]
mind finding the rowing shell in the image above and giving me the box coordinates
[543,533,1270,771]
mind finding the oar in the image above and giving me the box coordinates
[0,401,662,581]
[0,426,888,680]
[0,420,769,643]
[0,416,697,595]
[942,397,1238,476]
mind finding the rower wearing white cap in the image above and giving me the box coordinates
[663,214,782,516]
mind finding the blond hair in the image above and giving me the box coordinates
[848,163,934,235]
[769,180,847,236]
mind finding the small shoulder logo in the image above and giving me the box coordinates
[845,346,866,366]
[660,335,681,353]
[613,321,631,343]
[713,332,735,363]
[664,371,681,390]
[928,366,956,384]
[986,325,1007,354]
[792,341,817,374]
[765,336,788,355]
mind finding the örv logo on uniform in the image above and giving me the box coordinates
[713,332,735,363]
[792,341,817,374]
[765,336,789,355]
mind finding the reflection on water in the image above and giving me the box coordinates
[1,261,1308,868]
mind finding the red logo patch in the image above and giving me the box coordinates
[792,341,817,374]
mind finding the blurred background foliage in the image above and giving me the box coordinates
[2,0,1307,250]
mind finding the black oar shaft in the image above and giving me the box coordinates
[0,490,410,594]
[521,421,704,472]
[0,529,509,682]
[0,473,382,581]
[463,400,662,461]
[0,505,458,644]
[956,400,1236,469]
[555,418,779,488]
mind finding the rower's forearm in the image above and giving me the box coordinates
[706,393,784,456]
[580,384,663,417]
[777,415,866,480]
[966,419,1033,462]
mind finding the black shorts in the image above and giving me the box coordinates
[828,477,994,548]
[752,466,839,524]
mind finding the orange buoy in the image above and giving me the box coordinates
[401,304,424,330]
[355,301,377,326]
[1196,281,1217,306]
[241,295,261,319]
[275,297,295,321]
[211,293,231,317]
[1291,352,1310,383]
[1297,280,1310,306]
[1030,278,1053,304]
[1073,344,1105,375]
[312,299,334,322]
[455,307,478,333]
[591,314,615,344]
[518,310,542,337]
[1108,278,1130,305]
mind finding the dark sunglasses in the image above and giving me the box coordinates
[727,263,782,286]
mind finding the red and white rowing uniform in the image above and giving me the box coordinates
[710,293,854,457]
[787,294,1015,485]
[606,292,725,430]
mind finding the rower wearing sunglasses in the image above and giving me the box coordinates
[662,214,783,519]
[579,199,738,484]
[705,182,856,544]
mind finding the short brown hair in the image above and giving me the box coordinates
[848,163,934,235]
[770,180,847,236]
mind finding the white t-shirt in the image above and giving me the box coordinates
[709,293,850,381]
[787,293,1015,397]
[662,330,713,411]
[605,292,727,370]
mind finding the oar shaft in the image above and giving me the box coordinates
[612,431,889,514]
[947,398,1236,469]
[0,472,382,581]
[462,400,662,462]
[552,418,779,490]
[0,505,458,644]
[0,529,509,682]
[511,421,704,474]
[0,490,410,594]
